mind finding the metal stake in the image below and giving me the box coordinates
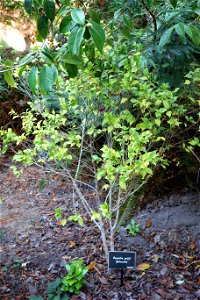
[120,269,124,287]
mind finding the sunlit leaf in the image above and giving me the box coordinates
[71,8,85,26]
[137,263,151,271]
[68,26,85,56]
[3,60,17,88]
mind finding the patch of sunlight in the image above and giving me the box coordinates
[0,25,27,51]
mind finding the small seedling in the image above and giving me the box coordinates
[61,259,88,294]
[126,219,141,236]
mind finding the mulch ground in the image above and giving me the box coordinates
[0,157,200,300]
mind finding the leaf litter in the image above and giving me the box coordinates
[0,157,199,299]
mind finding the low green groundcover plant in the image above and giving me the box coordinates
[126,219,141,237]
[29,259,88,299]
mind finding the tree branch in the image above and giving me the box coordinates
[141,0,157,33]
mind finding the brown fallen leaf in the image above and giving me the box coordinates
[63,230,73,235]
[160,276,172,285]
[42,211,55,216]
[69,240,76,248]
[145,219,152,228]
[189,240,196,250]
[0,218,16,223]
[137,263,150,271]
[62,255,71,260]
[88,260,97,270]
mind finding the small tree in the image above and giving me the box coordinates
[1,50,199,261]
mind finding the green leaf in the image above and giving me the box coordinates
[170,0,177,9]
[71,8,85,26]
[44,0,55,21]
[184,25,193,40]
[88,8,100,24]
[28,66,38,93]
[65,64,78,78]
[46,278,61,293]
[37,14,49,39]
[55,5,69,25]
[39,65,53,93]
[159,26,174,49]
[189,26,200,45]
[123,14,133,29]
[88,21,105,53]
[51,65,58,83]
[175,23,185,38]
[41,51,54,64]
[36,33,43,42]
[19,53,34,66]
[85,43,95,60]
[91,211,102,221]
[3,60,17,88]
[146,0,153,8]
[55,207,62,220]
[61,53,83,65]
[4,71,17,88]
[24,0,32,14]
[68,26,85,56]
[59,15,74,33]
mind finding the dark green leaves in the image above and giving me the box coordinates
[60,15,74,33]
[88,21,105,53]
[88,8,100,24]
[188,26,200,45]
[37,14,49,39]
[65,64,78,78]
[24,0,32,14]
[71,8,85,26]
[61,53,83,65]
[175,24,200,46]
[146,0,153,9]
[39,66,53,93]
[68,26,85,56]
[170,0,178,9]
[159,26,174,49]
[44,0,56,21]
